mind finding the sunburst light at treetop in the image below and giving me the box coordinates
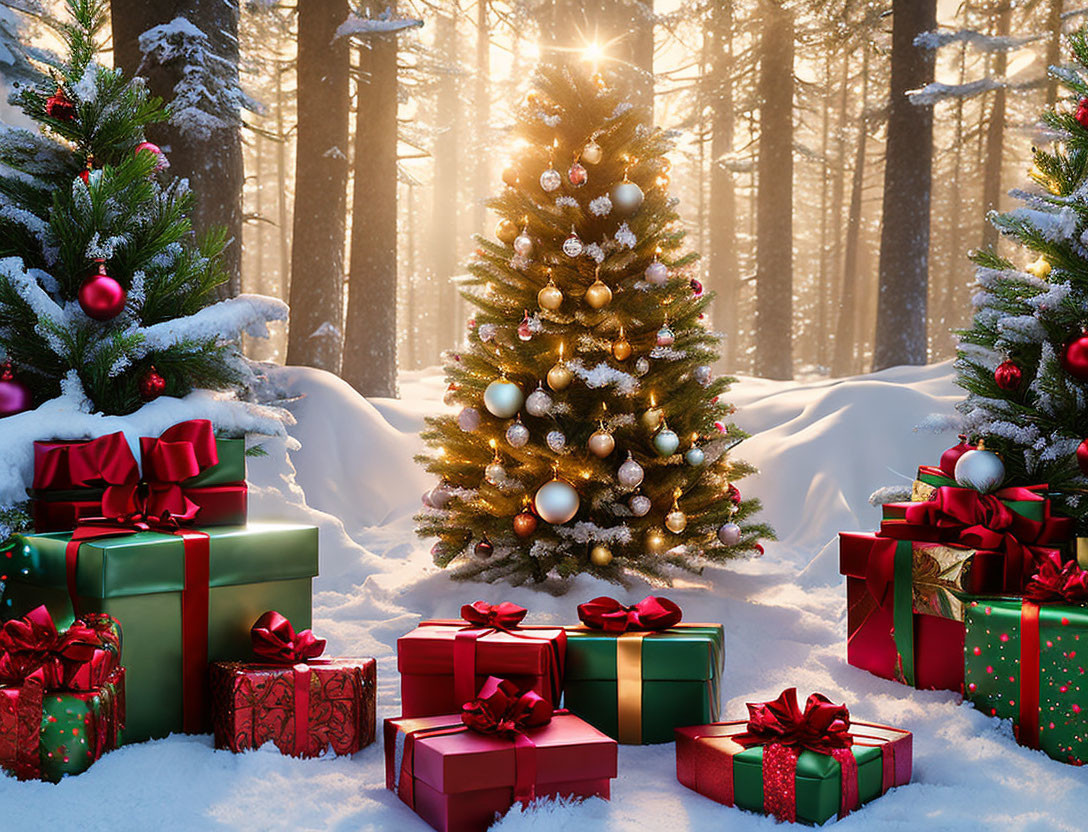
[415,60,771,585]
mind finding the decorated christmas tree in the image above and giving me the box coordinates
[956,29,1088,531]
[416,61,770,585]
[0,0,284,419]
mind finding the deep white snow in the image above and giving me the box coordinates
[4,360,1087,831]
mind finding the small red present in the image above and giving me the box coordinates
[211,611,376,757]
[385,676,617,832]
[397,602,565,717]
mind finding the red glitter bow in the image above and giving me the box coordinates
[576,595,683,633]
[251,610,327,664]
[733,687,853,755]
[0,606,106,690]
[1024,551,1088,603]
[460,601,528,630]
[461,676,553,736]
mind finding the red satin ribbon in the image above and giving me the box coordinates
[33,431,138,494]
[0,605,116,691]
[449,602,530,706]
[576,595,683,633]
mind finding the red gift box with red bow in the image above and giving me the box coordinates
[210,612,376,758]
[396,602,566,718]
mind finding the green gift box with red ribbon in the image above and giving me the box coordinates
[964,552,1088,765]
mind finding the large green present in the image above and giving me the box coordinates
[2,521,317,743]
[563,596,723,744]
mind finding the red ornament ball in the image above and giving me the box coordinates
[726,484,741,506]
[45,87,76,121]
[474,538,494,559]
[78,261,126,321]
[1077,438,1088,476]
[134,141,168,172]
[139,366,166,401]
[513,510,538,538]
[1062,333,1088,380]
[690,278,703,296]
[994,360,1023,392]
[0,364,31,417]
[1077,97,1088,130]
[940,436,976,476]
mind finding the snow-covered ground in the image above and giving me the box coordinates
[5,361,1088,831]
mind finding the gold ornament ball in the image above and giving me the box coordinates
[513,511,538,538]
[612,336,632,361]
[640,406,664,432]
[588,429,615,458]
[547,362,573,391]
[584,279,613,310]
[665,509,688,534]
[496,219,519,244]
[581,140,603,165]
[645,528,667,554]
[538,282,563,311]
[1026,257,1051,279]
[589,544,613,566]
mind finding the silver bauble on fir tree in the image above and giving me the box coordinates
[534,478,580,524]
[525,386,553,417]
[483,379,524,418]
[506,420,529,448]
[717,522,741,546]
[653,427,679,457]
[954,448,1005,494]
[629,494,652,516]
[617,453,644,488]
[458,407,481,431]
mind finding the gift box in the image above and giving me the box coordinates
[211,611,376,757]
[4,521,317,743]
[562,596,724,744]
[29,419,247,532]
[0,607,125,781]
[964,553,1088,765]
[675,688,912,825]
[397,602,565,718]
[385,677,617,832]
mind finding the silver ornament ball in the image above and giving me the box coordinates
[653,428,680,457]
[534,478,580,524]
[540,168,562,192]
[546,430,566,452]
[693,365,712,385]
[483,379,524,419]
[611,180,644,216]
[617,455,645,488]
[485,461,507,485]
[478,323,497,343]
[685,447,706,466]
[429,485,452,509]
[717,522,742,546]
[954,448,1006,494]
[562,233,584,258]
[635,357,650,376]
[645,261,668,286]
[458,407,481,432]
[629,494,652,516]
[506,421,530,448]
[513,233,533,257]
[525,388,553,417]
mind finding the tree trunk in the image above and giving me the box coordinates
[980,1,1012,254]
[433,11,461,355]
[275,61,289,314]
[872,0,937,371]
[753,0,794,380]
[111,0,244,296]
[827,51,849,367]
[473,0,490,237]
[1046,0,1065,107]
[816,50,832,369]
[343,26,399,397]
[285,0,350,372]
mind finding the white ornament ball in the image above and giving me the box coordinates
[513,233,533,257]
[483,379,524,418]
[629,494,652,516]
[534,478,580,524]
[478,323,497,342]
[685,447,705,466]
[618,455,645,488]
[717,522,742,546]
[458,407,481,432]
[656,326,676,347]
[645,261,668,286]
[506,421,529,448]
[485,461,507,485]
[693,365,712,385]
[635,357,650,376]
[581,140,603,165]
[562,233,584,258]
[546,430,566,452]
[611,180,644,216]
[525,388,553,417]
[540,168,562,192]
[653,428,680,457]
[421,490,434,508]
[665,509,688,534]
[429,484,452,509]
[954,448,1006,494]
[588,429,615,458]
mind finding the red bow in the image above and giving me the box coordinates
[33,431,139,510]
[460,601,528,630]
[0,606,108,690]
[734,688,853,755]
[576,595,683,633]
[1024,552,1088,603]
[134,419,219,523]
[251,610,327,663]
[461,676,553,736]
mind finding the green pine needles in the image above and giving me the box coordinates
[416,62,771,586]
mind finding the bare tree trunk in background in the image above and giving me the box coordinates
[707,1,737,369]
[343,27,399,397]
[831,50,868,378]
[939,42,969,358]
[828,51,849,366]
[433,11,461,355]
[872,0,936,371]
[473,0,490,237]
[816,50,832,369]
[275,62,289,314]
[285,0,350,372]
[112,0,244,297]
[753,0,794,380]
[1046,0,1065,107]
[406,183,418,370]
[980,1,1012,254]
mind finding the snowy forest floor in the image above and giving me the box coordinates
[6,361,1088,830]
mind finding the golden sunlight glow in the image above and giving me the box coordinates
[582,41,604,64]
[524,40,541,60]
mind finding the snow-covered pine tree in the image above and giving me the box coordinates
[416,62,771,585]
[0,0,284,417]
[958,28,1088,531]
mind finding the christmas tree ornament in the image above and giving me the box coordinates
[539,167,562,192]
[534,476,580,524]
[506,418,529,448]
[547,361,572,391]
[939,435,975,476]
[656,323,676,347]
[44,87,76,121]
[517,310,533,341]
[483,377,524,418]
[665,509,687,534]
[513,230,533,257]
[458,407,481,432]
[994,359,1023,391]
[617,453,644,488]
[1026,256,1051,279]
[502,165,519,187]
[135,141,168,172]
[612,328,632,361]
[726,483,742,505]
[954,446,1006,494]
[537,277,563,311]
[1077,97,1088,129]
[717,522,742,546]
[1077,438,1088,476]
[478,323,497,342]
[685,440,705,466]
[645,259,668,286]
[584,273,612,309]
[78,259,126,321]
[546,429,566,452]
[690,278,703,296]
[645,528,667,553]
[588,424,615,458]
[581,139,603,165]
[429,483,453,509]
[1062,332,1088,380]
[485,460,507,485]
[525,385,553,417]
[496,219,519,244]
[562,228,584,258]
[641,397,664,432]
[653,425,680,457]
[474,538,494,560]
[513,510,538,538]
[0,363,32,417]
[139,366,166,401]
[611,178,644,217]
[693,365,712,385]
[567,161,587,187]
[629,493,652,516]
[589,544,612,566]
[635,357,650,376]
[78,157,93,185]
[421,489,434,508]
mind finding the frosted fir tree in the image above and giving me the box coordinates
[957,29,1088,530]
[416,62,771,585]
[0,0,284,418]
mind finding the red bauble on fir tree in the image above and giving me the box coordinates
[1062,332,1088,380]
[139,366,166,401]
[134,141,168,172]
[0,363,31,416]
[1076,97,1088,129]
[1077,438,1088,476]
[994,359,1023,391]
[78,260,126,321]
[939,435,975,476]
[44,87,76,121]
